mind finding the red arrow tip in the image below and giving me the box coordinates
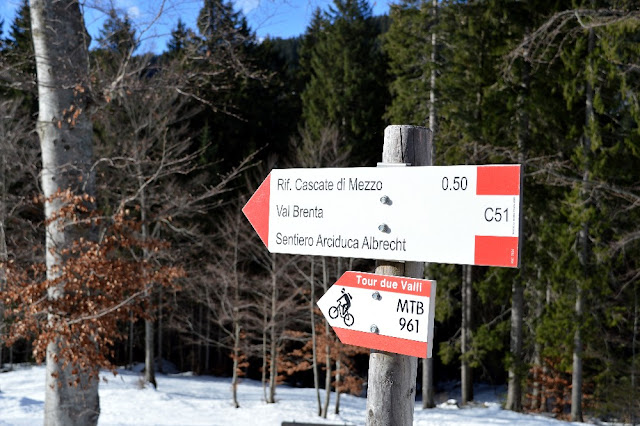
[243,173,271,248]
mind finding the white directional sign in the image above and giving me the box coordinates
[317,271,437,358]
[243,165,522,267]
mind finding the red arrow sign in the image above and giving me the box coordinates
[243,165,522,267]
[317,271,436,358]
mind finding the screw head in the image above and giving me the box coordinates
[378,224,390,233]
[372,291,382,301]
[370,325,379,334]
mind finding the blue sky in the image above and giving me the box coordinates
[0,0,392,53]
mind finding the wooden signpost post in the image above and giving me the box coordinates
[365,125,431,426]
[243,125,523,425]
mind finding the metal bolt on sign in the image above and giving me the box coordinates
[378,224,390,233]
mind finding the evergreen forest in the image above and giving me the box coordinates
[0,0,639,423]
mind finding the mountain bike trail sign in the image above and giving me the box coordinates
[317,271,437,358]
[243,164,522,267]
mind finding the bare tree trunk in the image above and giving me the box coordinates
[268,331,277,404]
[422,349,435,409]
[322,257,331,418]
[334,258,343,415]
[428,0,438,162]
[530,269,545,411]
[138,180,157,389]
[144,319,156,387]
[30,0,100,423]
[506,276,524,411]
[268,254,278,404]
[572,285,584,421]
[507,55,528,411]
[310,257,322,416]
[261,315,268,402]
[157,289,163,373]
[231,321,241,408]
[422,3,438,406]
[205,308,211,373]
[0,155,6,373]
[632,284,638,424]
[461,265,473,405]
[572,24,595,423]
[128,312,134,370]
[136,157,157,385]
[231,221,241,408]
[366,125,431,426]
[334,355,341,414]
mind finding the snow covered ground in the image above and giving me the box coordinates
[0,364,589,425]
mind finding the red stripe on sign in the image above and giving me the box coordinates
[474,236,519,268]
[476,165,521,195]
[334,327,429,358]
[337,271,432,297]
[242,174,271,248]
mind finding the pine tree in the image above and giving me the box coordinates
[384,0,434,126]
[437,0,510,404]
[1,0,36,110]
[96,9,137,53]
[7,0,32,64]
[300,0,388,166]
[190,0,261,171]
[166,19,198,59]
[92,8,139,80]
[557,4,640,420]
[197,0,252,57]
[512,1,640,419]
[497,0,574,411]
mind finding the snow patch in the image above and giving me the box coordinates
[0,365,588,426]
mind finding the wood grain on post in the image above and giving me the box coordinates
[365,125,432,426]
